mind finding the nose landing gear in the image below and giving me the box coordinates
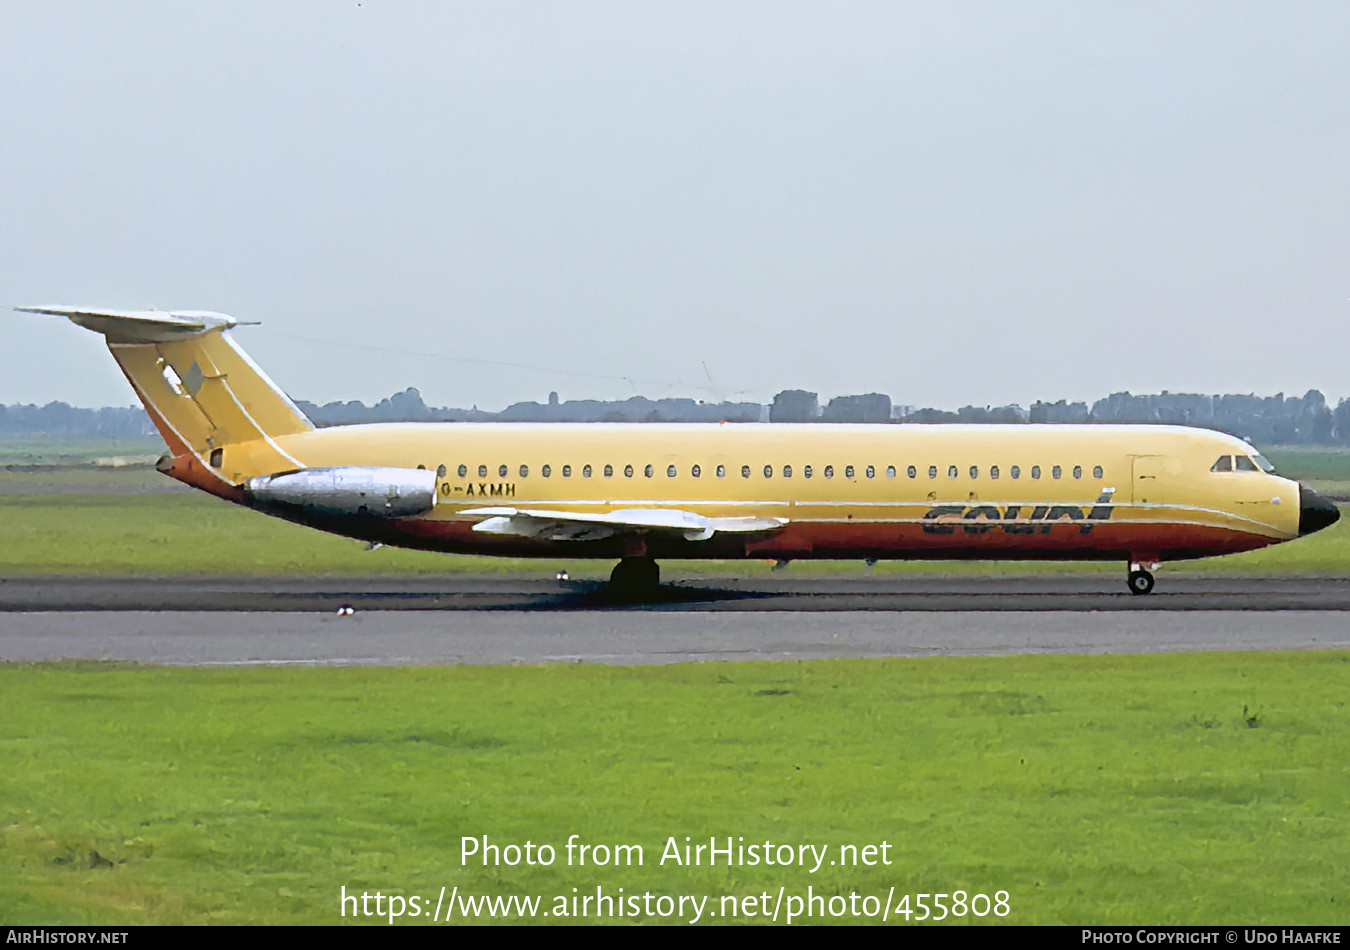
[1127,560,1158,595]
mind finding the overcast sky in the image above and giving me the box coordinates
[3,1,1349,412]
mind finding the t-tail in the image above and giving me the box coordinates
[16,306,313,498]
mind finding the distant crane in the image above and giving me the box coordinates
[697,360,753,405]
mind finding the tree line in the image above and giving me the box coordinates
[5,386,1350,446]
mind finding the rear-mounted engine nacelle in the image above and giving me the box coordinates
[244,467,437,518]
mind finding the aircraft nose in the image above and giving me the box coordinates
[1298,483,1340,537]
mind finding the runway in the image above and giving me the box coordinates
[2,575,1349,665]
[4,574,1350,611]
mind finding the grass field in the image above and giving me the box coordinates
[2,652,1347,925]
[4,436,1348,927]
[2,488,1347,577]
[1262,446,1350,500]
[0,435,163,467]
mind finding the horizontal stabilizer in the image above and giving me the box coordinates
[16,306,237,344]
[464,506,787,543]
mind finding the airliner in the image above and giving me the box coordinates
[18,306,1340,595]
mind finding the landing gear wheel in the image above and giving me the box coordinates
[1127,570,1155,595]
[609,557,660,598]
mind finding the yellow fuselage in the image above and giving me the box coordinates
[217,421,1301,564]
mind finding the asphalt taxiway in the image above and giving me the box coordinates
[2,575,1348,665]
[3,574,1350,611]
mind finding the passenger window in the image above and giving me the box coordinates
[668,464,677,477]
[865,465,874,479]
[519,465,528,478]
[478,464,488,478]
[1235,456,1258,472]
[947,465,958,479]
[990,465,999,480]
[1072,465,1082,479]
[582,464,592,478]
[1031,465,1041,479]
[845,465,855,478]
[542,465,551,477]
[783,465,792,478]
[644,464,653,478]
[741,465,751,478]
[691,464,701,478]
[928,465,937,479]
[457,464,467,478]
[623,464,633,478]
[563,465,572,477]
[1093,465,1103,479]
[824,465,834,478]
[436,464,447,478]
[1211,456,1233,472]
[498,464,508,478]
[804,465,813,478]
[1052,465,1062,479]
[886,465,896,478]
[907,465,916,478]
[969,466,978,479]
[716,465,725,478]
[763,465,773,479]
[604,464,613,478]
[1011,465,1020,479]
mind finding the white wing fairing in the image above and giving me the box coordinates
[463,506,788,543]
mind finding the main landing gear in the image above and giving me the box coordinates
[609,556,660,598]
[1127,560,1158,595]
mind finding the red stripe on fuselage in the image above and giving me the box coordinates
[350,515,1278,563]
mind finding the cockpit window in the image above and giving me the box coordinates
[1235,456,1259,472]
[1252,454,1275,473]
[1210,456,1232,472]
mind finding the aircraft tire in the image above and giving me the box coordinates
[1127,570,1155,595]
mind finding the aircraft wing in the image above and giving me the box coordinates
[462,506,787,542]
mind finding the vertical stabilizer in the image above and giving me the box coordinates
[16,306,312,493]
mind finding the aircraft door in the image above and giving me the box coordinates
[1131,456,1173,507]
